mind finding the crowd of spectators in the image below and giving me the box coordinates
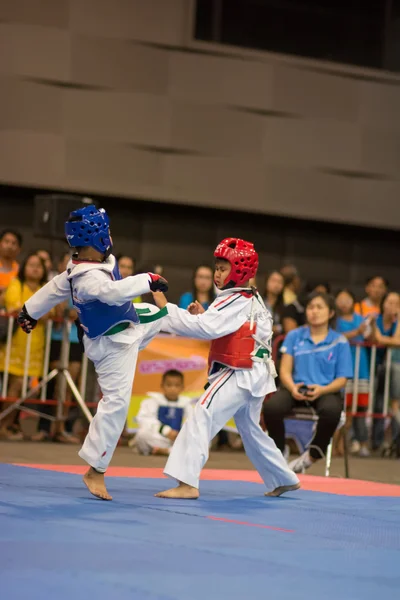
[0,231,398,460]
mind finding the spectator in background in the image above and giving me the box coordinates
[374,292,399,350]
[36,249,58,281]
[355,276,388,318]
[282,282,330,334]
[178,265,215,310]
[263,291,352,473]
[335,289,371,457]
[117,255,141,303]
[117,255,135,278]
[0,229,22,305]
[263,270,285,337]
[32,252,82,444]
[371,292,400,451]
[0,253,48,439]
[135,370,193,456]
[280,264,301,306]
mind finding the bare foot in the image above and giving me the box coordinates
[265,482,301,497]
[83,467,112,501]
[151,447,170,456]
[155,483,199,499]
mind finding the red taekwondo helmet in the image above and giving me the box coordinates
[214,238,259,288]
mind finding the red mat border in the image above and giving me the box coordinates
[13,464,400,497]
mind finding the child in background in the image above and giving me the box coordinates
[135,370,193,456]
[336,289,371,457]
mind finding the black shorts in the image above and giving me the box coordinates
[49,340,83,363]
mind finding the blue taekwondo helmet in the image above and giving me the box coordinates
[65,205,112,256]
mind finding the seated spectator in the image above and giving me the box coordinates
[282,282,330,334]
[135,370,193,456]
[32,252,82,444]
[263,291,352,473]
[355,275,388,318]
[371,292,400,451]
[280,264,301,306]
[263,270,285,337]
[0,229,22,306]
[117,254,141,303]
[0,253,48,439]
[335,289,371,457]
[36,249,58,281]
[179,265,215,310]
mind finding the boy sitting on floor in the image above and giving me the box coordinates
[135,369,193,456]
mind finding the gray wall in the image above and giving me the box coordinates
[1,0,400,229]
[2,187,400,303]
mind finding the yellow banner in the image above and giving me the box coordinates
[127,335,237,432]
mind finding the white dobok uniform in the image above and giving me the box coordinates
[135,392,194,455]
[24,255,166,472]
[160,288,300,492]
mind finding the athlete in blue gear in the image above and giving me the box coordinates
[18,205,168,500]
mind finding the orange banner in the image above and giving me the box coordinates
[127,335,238,432]
[127,335,209,431]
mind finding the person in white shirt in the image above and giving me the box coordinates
[17,205,168,502]
[135,370,193,456]
[152,237,300,499]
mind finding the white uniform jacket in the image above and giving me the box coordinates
[162,288,276,398]
[136,392,194,438]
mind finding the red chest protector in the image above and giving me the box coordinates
[208,322,256,372]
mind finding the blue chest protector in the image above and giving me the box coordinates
[70,260,139,339]
[158,405,184,431]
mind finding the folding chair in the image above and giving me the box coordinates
[284,402,350,478]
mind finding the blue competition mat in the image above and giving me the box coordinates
[0,464,399,600]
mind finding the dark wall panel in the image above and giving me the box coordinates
[2,186,400,304]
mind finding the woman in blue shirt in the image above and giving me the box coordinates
[335,289,371,457]
[263,291,353,473]
[178,265,215,311]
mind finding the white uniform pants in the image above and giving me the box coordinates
[164,369,300,492]
[78,335,139,472]
[135,429,172,456]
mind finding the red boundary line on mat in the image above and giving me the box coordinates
[12,464,400,497]
[207,516,294,533]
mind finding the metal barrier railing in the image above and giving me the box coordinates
[0,313,93,426]
[0,316,397,439]
[271,333,397,421]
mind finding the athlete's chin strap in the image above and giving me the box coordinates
[103,245,113,260]
[220,279,236,290]
[72,245,113,262]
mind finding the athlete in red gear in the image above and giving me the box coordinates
[152,238,300,499]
